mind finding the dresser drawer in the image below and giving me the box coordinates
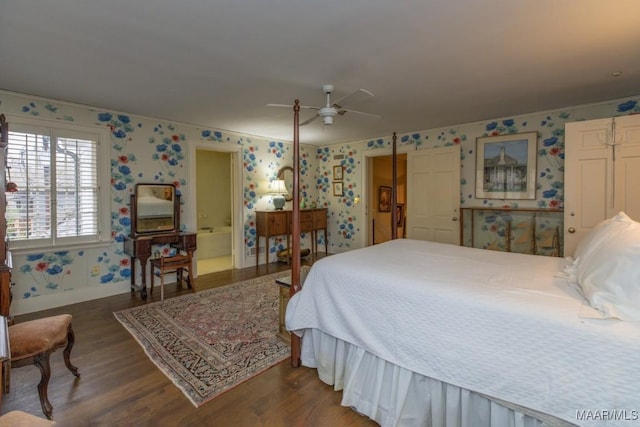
[313,209,327,228]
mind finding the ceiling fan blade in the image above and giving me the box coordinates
[339,108,380,119]
[266,103,319,110]
[299,114,320,126]
[332,88,374,109]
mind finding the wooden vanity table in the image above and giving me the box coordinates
[123,184,197,300]
[124,232,196,300]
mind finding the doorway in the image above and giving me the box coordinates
[366,153,407,245]
[187,142,244,275]
[195,149,233,274]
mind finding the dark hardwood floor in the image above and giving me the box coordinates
[0,257,378,426]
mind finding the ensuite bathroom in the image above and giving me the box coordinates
[196,150,233,275]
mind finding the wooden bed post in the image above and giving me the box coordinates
[290,100,302,367]
[391,132,398,240]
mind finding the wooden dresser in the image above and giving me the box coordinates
[255,208,328,268]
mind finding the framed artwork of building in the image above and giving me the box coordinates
[475,132,537,200]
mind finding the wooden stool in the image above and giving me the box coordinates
[8,314,80,420]
[150,253,195,301]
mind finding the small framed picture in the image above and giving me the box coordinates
[333,181,343,196]
[378,186,391,212]
[333,165,343,181]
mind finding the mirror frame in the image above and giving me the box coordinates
[130,183,180,236]
[277,166,294,201]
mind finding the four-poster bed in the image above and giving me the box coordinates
[285,103,640,426]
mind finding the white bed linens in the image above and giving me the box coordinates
[285,239,640,427]
[137,195,173,218]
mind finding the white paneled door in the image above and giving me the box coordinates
[406,146,460,244]
[564,115,640,256]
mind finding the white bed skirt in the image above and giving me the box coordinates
[300,329,577,427]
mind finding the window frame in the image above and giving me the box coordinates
[5,115,112,252]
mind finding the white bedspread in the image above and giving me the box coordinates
[137,195,173,218]
[286,239,640,427]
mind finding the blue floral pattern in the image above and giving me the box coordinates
[1,88,638,311]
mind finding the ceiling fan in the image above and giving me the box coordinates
[267,84,379,126]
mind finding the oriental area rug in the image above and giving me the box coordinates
[114,271,292,407]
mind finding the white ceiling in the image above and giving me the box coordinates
[2,1,640,145]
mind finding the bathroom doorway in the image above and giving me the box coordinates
[195,149,234,274]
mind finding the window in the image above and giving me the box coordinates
[5,117,111,250]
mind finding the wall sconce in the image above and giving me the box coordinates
[271,179,288,210]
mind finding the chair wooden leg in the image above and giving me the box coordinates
[150,265,155,295]
[32,352,53,420]
[2,359,10,394]
[63,325,80,378]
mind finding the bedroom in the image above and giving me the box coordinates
[1,1,640,425]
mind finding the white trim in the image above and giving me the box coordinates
[187,141,245,273]
[4,113,112,249]
[8,240,112,256]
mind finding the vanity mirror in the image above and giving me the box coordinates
[130,183,180,236]
[277,166,294,201]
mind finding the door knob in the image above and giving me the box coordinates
[452,217,458,221]
[568,227,576,233]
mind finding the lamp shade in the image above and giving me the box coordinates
[271,180,287,194]
[271,179,287,210]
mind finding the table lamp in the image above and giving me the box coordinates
[271,179,288,210]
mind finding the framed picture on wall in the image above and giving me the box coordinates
[475,131,537,200]
[378,186,391,212]
[333,165,343,181]
[333,181,343,196]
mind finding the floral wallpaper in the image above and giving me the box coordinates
[1,88,639,314]
[316,97,640,251]
[0,90,317,314]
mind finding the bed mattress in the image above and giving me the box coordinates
[286,239,640,426]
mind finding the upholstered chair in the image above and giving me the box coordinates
[8,314,80,420]
[0,409,56,426]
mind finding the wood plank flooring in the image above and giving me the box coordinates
[0,258,378,426]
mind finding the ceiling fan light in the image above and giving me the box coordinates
[323,116,334,125]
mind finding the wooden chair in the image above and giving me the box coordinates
[149,252,195,301]
[8,314,80,420]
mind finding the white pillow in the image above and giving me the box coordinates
[573,211,634,261]
[576,213,640,321]
[564,212,633,294]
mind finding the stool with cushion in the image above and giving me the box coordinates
[8,314,80,420]
[150,252,195,301]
